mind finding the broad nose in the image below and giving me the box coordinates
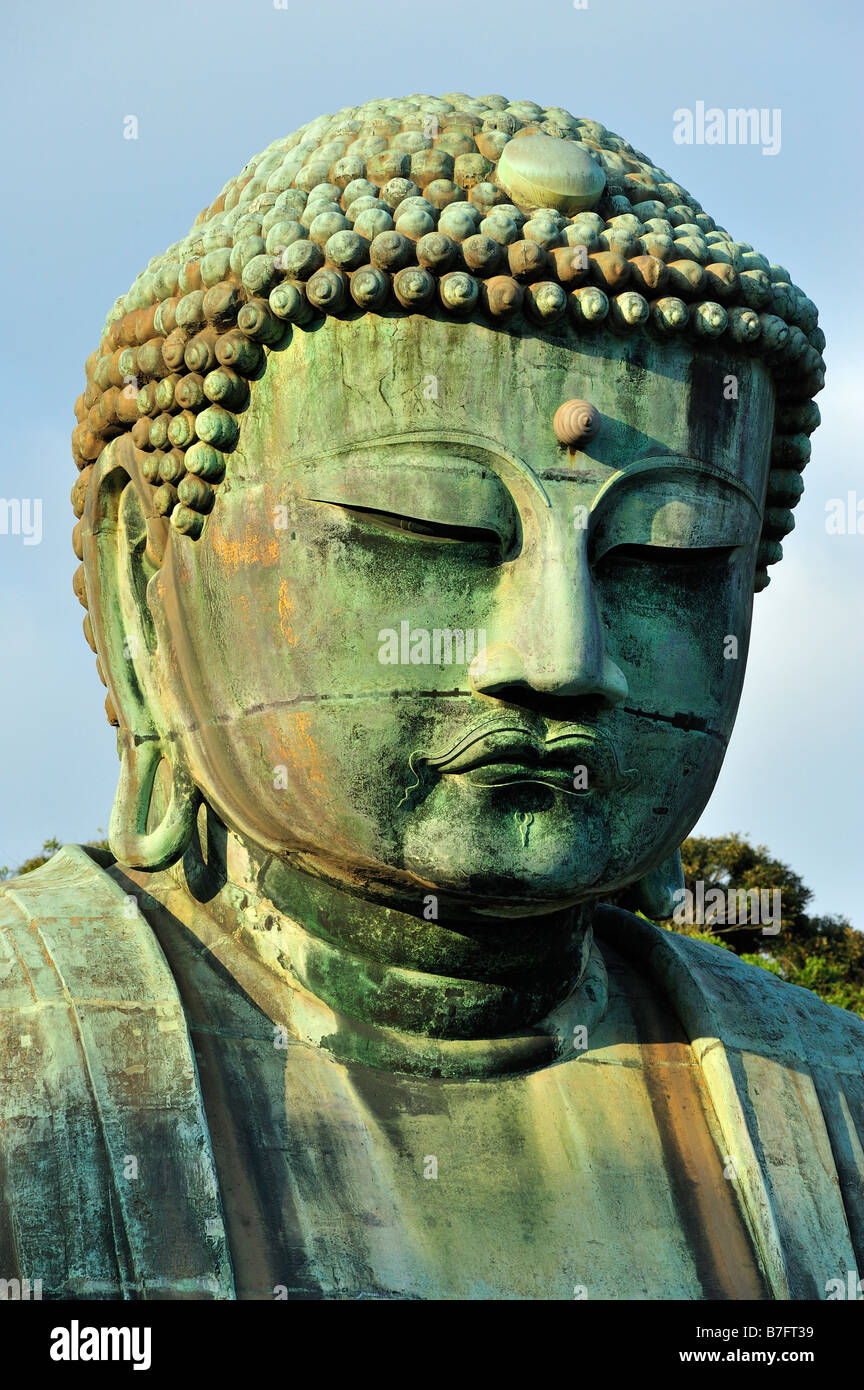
[469,527,628,706]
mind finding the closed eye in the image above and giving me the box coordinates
[595,542,740,570]
[310,500,504,547]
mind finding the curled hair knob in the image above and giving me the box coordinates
[553,399,601,448]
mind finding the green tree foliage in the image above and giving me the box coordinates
[659,833,864,1018]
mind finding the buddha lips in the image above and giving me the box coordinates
[421,721,635,797]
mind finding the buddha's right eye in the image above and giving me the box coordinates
[310,499,505,552]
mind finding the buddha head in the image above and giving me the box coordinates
[71,93,824,924]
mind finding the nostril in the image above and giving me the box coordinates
[599,656,629,705]
[470,644,628,709]
[529,664,627,703]
[469,641,523,695]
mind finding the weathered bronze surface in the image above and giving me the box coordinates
[2,93,858,1302]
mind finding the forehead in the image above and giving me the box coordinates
[237,314,774,500]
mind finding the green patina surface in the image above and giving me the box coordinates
[2,93,857,1303]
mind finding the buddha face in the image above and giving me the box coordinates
[147,313,773,917]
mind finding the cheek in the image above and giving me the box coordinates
[598,722,729,890]
[174,705,409,860]
[162,488,498,707]
[597,555,755,729]
[153,508,473,859]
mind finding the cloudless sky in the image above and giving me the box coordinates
[0,0,860,917]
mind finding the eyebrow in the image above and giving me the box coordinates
[534,457,763,538]
[590,455,763,513]
[296,429,553,508]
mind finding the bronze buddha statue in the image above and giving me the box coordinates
[2,92,858,1303]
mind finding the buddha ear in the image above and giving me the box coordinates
[81,435,198,870]
[623,850,685,921]
[81,434,167,735]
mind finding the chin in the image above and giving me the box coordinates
[396,832,612,916]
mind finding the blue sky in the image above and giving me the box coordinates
[0,0,860,917]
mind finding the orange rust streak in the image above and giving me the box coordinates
[278,580,298,646]
[235,593,253,629]
[211,527,279,575]
[273,710,326,789]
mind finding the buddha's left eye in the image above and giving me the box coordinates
[596,541,739,571]
[589,470,758,564]
[312,500,503,549]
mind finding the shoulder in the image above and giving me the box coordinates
[0,842,183,1031]
[594,903,864,1073]
[1,841,120,920]
[0,846,233,1298]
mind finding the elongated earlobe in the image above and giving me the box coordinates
[627,850,685,921]
[109,738,199,871]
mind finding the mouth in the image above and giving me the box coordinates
[421,722,635,797]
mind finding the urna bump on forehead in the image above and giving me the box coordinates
[70,90,825,722]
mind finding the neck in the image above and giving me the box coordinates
[134,810,608,1079]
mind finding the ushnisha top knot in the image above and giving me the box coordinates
[72,92,825,720]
